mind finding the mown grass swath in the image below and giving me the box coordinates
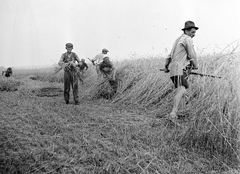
[1,51,239,173]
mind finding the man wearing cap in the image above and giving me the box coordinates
[99,55,118,93]
[92,48,109,78]
[58,43,81,105]
[163,21,199,119]
[99,55,116,80]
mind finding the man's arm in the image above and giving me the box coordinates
[84,63,88,70]
[74,53,81,64]
[92,54,98,62]
[185,38,198,69]
[110,62,116,80]
[164,56,172,69]
[164,37,180,70]
[58,54,67,68]
[112,68,116,80]
[161,53,172,73]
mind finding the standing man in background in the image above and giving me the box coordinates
[58,43,81,105]
[164,21,199,119]
[92,48,109,78]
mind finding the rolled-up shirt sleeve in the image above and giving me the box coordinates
[92,55,98,61]
[185,37,196,61]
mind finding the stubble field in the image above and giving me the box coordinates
[1,53,240,174]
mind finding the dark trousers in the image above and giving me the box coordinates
[64,69,79,102]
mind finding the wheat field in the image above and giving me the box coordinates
[0,52,239,173]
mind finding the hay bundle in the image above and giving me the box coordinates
[90,79,116,99]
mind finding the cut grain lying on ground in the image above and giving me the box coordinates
[1,52,240,173]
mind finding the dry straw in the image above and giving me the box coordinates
[0,78,23,91]
[84,51,240,170]
[3,49,239,173]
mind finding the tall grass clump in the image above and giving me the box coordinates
[0,78,24,91]
[81,56,165,101]
[10,51,240,169]
[178,52,240,168]
[2,50,240,173]
[94,52,240,168]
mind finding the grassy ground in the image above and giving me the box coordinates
[1,53,240,174]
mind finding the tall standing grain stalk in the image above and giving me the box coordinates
[178,53,240,168]
[44,65,64,82]
[112,55,169,105]
[99,53,240,168]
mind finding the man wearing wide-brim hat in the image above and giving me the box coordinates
[162,21,199,119]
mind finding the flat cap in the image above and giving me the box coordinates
[66,43,73,48]
[102,48,109,52]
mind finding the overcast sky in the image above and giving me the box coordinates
[0,0,240,68]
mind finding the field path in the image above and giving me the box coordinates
[1,79,153,123]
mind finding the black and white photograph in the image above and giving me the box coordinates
[1,0,240,173]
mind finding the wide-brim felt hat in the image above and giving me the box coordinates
[182,21,199,31]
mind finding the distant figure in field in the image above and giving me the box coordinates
[76,58,88,83]
[99,56,116,80]
[99,55,117,92]
[77,59,88,72]
[92,48,109,78]
[163,21,199,119]
[2,67,13,78]
[58,43,81,105]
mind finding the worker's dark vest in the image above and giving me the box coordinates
[62,52,77,63]
[100,61,112,71]
[78,62,88,70]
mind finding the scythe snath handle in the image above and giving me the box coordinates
[159,68,222,79]
[190,72,222,79]
[88,58,95,65]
